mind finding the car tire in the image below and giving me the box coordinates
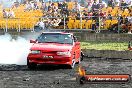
[80,51,84,61]
[27,60,37,70]
[67,59,76,69]
[76,58,81,64]
[76,51,84,64]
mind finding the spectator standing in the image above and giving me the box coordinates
[34,2,39,10]
[87,2,92,12]
[120,0,127,10]
[92,20,96,31]
[108,0,115,8]
[62,1,68,16]
[87,12,92,19]
[74,1,81,12]
[25,1,32,11]
[125,0,132,6]
[92,2,97,11]
[58,2,63,10]
[115,0,120,6]
[47,1,52,11]
[3,9,8,18]
[92,11,98,20]
[8,9,15,18]
[107,13,112,20]
[41,2,47,11]
[36,19,45,30]
[127,15,132,33]
[100,10,104,18]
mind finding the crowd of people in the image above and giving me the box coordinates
[39,0,131,33]
[1,0,132,33]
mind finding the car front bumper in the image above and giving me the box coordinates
[27,54,72,65]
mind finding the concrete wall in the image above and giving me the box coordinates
[75,33,132,42]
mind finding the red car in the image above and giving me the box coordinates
[27,32,83,69]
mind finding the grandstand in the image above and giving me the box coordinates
[0,0,131,33]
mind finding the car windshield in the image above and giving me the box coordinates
[37,33,73,44]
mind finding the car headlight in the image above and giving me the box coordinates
[57,51,71,56]
[30,50,40,54]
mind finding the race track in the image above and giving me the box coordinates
[0,32,132,88]
[0,58,132,88]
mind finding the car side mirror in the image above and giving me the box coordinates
[30,40,36,43]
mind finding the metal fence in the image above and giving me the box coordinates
[0,15,131,33]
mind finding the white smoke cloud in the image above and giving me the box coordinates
[0,33,32,65]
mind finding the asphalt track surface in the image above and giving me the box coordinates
[0,58,132,88]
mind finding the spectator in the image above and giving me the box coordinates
[127,16,132,33]
[108,0,115,7]
[8,9,15,18]
[92,2,97,11]
[36,19,45,30]
[107,13,112,20]
[52,18,61,27]
[115,0,120,6]
[128,17,132,24]
[127,21,132,33]
[62,1,68,15]
[92,20,96,31]
[30,1,35,9]
[102,1,107,7]
[92,11,99,20]
[100,10,104,18]
[87,2,92,12]
[74,1,81,12]
[58,2,63,10]
[3,9,8,18]
[25,1,32,11]
[47,1,52,11]
[118,15,123,25]
[47,8,52,15]
[87,12,92,19]
[120,0,127,10]
[95,17,99,29]
[125,0,132,6]
[52,3,58,12]
[34,2,39,10]
[12,1,20,8]
[41,2,47,11]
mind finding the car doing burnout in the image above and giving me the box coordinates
[27,32,83,69]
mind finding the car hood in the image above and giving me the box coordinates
[30,43,73,51]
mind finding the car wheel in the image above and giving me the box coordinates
[76,58,81,64]
[27,60,37,70]
[68,59,76,69]
[81,51,84,61]
[76,52,84,64]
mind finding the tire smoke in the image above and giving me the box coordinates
[0,33,32,65]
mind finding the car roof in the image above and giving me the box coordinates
[42,32,73,35]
